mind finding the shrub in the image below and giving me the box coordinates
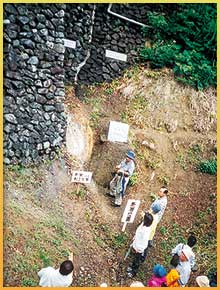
[140,4,216,90]
[198,159,217,175]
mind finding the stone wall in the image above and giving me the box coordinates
[3,3,66,165]
[64,4,149,84]
[4,3,150,165]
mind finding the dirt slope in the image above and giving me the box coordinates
[4,66,216,286]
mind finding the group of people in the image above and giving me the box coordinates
[37,150,216,287]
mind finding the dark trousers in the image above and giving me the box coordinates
[130,248,148,276]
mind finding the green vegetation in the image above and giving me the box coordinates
[112,233,128,249]
[128,172,138,186]
[198,159,217,175]
[140,4,216,90]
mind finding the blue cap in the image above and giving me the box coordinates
[153,264,167,277]
[126,150,135,160]
[151,203,161,214]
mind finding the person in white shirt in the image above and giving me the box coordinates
[172,234,197,270]
[108,150,135,207]
[176,246,193,287]
[127,212,153,278]
[38,259,74,287]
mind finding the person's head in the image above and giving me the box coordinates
[130,281,145,287]
[153,264,167,278]
[170,254,180,268]
[196,276,210,287]
[151,203,161,214]
[143,212,153,227]
[179,246,193,262]
[187,234,197,248]
[100,283,108,287]
[126,150,135,162]
[158,186,168,197]
[59,260,74,276]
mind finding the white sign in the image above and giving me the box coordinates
[71,171,92,184]
[64,39,76,49]
[121,199,141,223]
[107,121,129,143]
[105,49,127,62]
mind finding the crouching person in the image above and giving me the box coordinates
[108,150,135,207]
[127,212,153,278]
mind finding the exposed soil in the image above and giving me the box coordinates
[4,67,216,287]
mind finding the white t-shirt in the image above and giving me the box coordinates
[132,223,151,253]
[38,267,73,287]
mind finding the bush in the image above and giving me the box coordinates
[140,4,216,90]
[198,159,217,175]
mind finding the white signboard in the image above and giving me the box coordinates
[64,39,76,49]
[121,199,141,224]
[105,49,127,62]
[107,121,129,143]
[71,171,92,184]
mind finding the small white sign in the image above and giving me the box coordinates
[107,121,129,143]
[122,199,141,223]
[64,39,76,49]
[71,171,92,184]
[105,49,127,62]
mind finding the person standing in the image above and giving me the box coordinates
[175,246,193,287]
[172,234,197,270]
[127,212,153,278]
[150,187,168,223]
[108,150,135,207]
[166,254,180,287]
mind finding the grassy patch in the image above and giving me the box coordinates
[112,233,128,249]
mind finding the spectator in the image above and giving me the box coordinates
[196,276,210,287]
[172,234,197,270]
[176,246,193,287]
[150,187,168,223]
[38,255,74,287]
[148,264,167,287]
[148,203,162,247]
[166,254,180,287]
[127,212,153,278]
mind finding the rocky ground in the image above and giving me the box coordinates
[3,66,216,286]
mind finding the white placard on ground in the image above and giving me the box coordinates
[121,199,141,223]
[107,121,129,143]
[105,49,127,62]
[71,171,92,184]
[64,39,76,49]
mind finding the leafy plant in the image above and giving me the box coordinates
[140,4,216,90]
[112,233,128,249]
[198,159,217,175]
[128,172,138,186]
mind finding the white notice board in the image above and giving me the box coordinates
[71,171,92,184]
[105,50,127,62]
[64,39,76,49]
[121,199,141,223]
[107,121,129,143]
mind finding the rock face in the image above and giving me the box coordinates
[4,3,149,165]
[4,3,66,165]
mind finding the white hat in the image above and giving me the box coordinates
[182,245,193,260]
[100,283,108,287]
[130,281,145,287]
[196,276,210,287]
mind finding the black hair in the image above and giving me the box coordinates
[143,212,153,227]
[170,254,180,268]
[161,186,168,194]
[187,235,197,247]
[59,260,74,276]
